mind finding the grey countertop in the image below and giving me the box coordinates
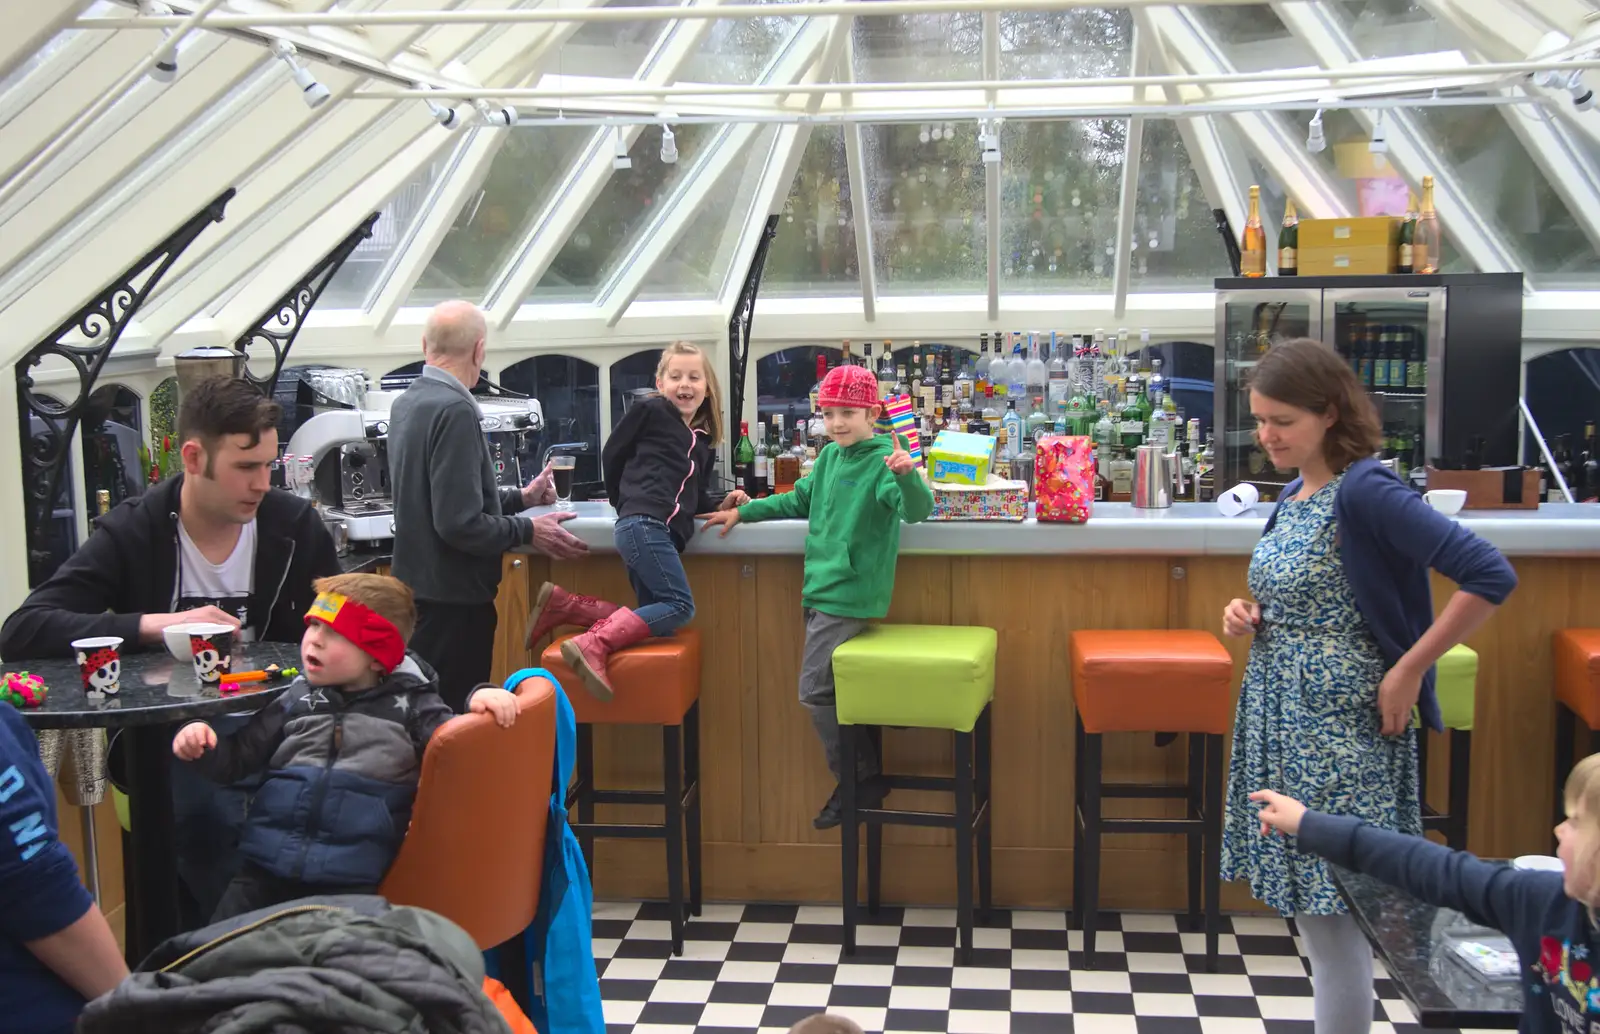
[504,501,1600,558]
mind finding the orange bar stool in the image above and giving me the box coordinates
[1069,629,1234,972]
[541,628,702,956]
[1554,630,1600,835]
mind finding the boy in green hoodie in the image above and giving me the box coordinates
[700,364,934,828]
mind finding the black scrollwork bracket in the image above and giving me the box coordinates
[16,188,236,573]
[727,214,780,438]
[237,212,379,397]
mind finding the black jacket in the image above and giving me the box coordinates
[0,475,340,660]
[603,394,722,550]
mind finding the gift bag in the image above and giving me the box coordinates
[1035,434,1094,523]
[874,394,922,465]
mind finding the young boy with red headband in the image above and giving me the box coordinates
[173,573,518,921]
[702,364,933,829]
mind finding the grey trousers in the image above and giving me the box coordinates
[799,608,879,783]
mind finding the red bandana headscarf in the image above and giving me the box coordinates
[305,591,405,673]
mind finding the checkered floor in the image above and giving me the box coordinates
[593,902,1487,1034]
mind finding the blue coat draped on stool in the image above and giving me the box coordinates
[505,668,605,1034]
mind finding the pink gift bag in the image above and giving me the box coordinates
[1034,434,1094,523]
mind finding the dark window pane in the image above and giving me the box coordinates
[500,356,602,490]
[610,349,663,430]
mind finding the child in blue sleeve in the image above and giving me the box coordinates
[0,702,128,1033]
[1253,754,1600,1034]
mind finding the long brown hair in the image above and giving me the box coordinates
[654,341,723,446]
[1249,337,1382,472]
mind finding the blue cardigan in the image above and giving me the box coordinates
[1298,811,1584,1033]
[1263,458,1517,732]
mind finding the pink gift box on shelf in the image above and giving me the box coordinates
[1035,434,1094,524]
[874,394,923,465]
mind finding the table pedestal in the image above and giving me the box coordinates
[121,723,180,965]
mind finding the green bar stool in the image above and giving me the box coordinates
[834,624,996,964]
[1418,644,1477,850]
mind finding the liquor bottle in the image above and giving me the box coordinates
[736,421,757,496]
[1398,194,1418,274]
[1405,328,1426,392]
[938,352,955,410]
[1026,334,1048,403]
[1357,328,1375,388]
[1241,185,1267,277]
[861,342,874,374]
[982,385,1000,435]
[974,333,991,398]
[752,422,769,497]
[1372,328,1391,390]
[1119,387,1144,450]
[841,339,853,368]
[1148,356,1167,409]
[1046,334,1070,414]
[802,445,817,479]
[1386,328,1407,391]
[769,415,785,493]
[877,344,896,398]
[1277,198,1298,276]
[1584,422,1600,502]
[1006,335,1027,403]
[1195,434,1217,503]
[1415,175,1442,275]
[909,351,925,415]
[809,354,827,413]
[1109,446,1135,501]
[1026,396,1051,446]
[92,488,112,533]
[881,340,895,382]
[1001,400,1023,462]
[955,353,974,405]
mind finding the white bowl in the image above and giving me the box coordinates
[1424,489,1467,516]
[1512,854,1564,872]
[163,623,205,662]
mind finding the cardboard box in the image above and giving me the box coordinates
[926,472,1028,521]
[1424,466,1541,510]
[1300,245,1398,276]
[1299,216,1401,276]
[927,430,997,486]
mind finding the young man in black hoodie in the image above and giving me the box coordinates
[0,375,340,922]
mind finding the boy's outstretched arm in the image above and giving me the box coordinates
[876,437,933,523]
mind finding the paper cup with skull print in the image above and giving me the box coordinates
[71,637,124,696]
[187,624,236,687]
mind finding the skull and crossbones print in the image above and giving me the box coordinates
[190,638,229,684]
[77,648,121,695]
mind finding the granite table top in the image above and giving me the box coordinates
[1331,865,1522,1028]
[6,641,302,730]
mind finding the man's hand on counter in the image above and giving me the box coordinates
[520,463,558,508]
[531,511,588,559]
[138,606,242,645]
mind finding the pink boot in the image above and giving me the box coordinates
[560,608,652,702]
[525,582,620,649]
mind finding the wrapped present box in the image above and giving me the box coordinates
[1035,434,1094,524]
[927,429,997,486]
[926,473,1028,521]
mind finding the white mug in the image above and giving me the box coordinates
[1217,482,1261,517]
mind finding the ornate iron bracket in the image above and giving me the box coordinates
[727,214,780,437]
[237,211,379,396]
[16,188,236,580]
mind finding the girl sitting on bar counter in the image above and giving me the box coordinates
[1220,338,1516,1034]
[1252,756,1600,1034]
[525,342,747,701]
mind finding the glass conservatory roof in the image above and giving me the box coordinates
[2,0,1599,361]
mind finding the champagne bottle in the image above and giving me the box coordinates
[1241,186,1267,277]
[1397,193,1418,274]
[1414,175,1441,275]
[736,421,757,497]
[1278,199,1298,276]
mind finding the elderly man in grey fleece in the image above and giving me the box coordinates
[388,300,588,711]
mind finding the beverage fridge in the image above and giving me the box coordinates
[1212,273,1524,499]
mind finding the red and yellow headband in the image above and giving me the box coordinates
[305,591,405,673]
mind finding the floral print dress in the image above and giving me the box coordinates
[1220,472,1422,916]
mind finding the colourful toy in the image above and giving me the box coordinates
[0,672,48,709]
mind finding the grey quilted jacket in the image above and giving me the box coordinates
[77,895,511,1033]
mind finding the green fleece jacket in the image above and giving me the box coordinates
[737,434,934,619]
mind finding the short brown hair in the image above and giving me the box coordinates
[178,376,281,475]
[787,1015,865,1034]
[1249,337,1382,472]
[312,573,416,642]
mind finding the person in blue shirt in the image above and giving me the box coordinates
[0,702,128,1033]
[1219,337,1516,1034]
[1253,752,1600,1034]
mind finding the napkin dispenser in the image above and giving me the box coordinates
[1423,466,1540,510]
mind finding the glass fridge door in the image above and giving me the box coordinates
[1213,290,1322,498]
[1323,287,1443,490]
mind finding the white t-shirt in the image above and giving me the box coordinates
[172,519,258,642]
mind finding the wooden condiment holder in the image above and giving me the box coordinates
[1424,466,1540,510]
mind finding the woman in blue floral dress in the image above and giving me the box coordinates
[1220,339,1517,1034]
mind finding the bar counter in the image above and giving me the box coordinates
[445,500,1600,914]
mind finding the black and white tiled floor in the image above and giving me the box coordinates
[592,902,1490,1034]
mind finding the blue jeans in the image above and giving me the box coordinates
[614,514,695,637]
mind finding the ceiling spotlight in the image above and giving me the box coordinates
[139,0,177,83]
[472,99,518,127]
[978,120,1001,165]
[1569,70,1595,111]
[659,125,678,164]
[415,82,459,129]
[1306,109,1326,153]
[272,40,329,109]
[612,126,632,171]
